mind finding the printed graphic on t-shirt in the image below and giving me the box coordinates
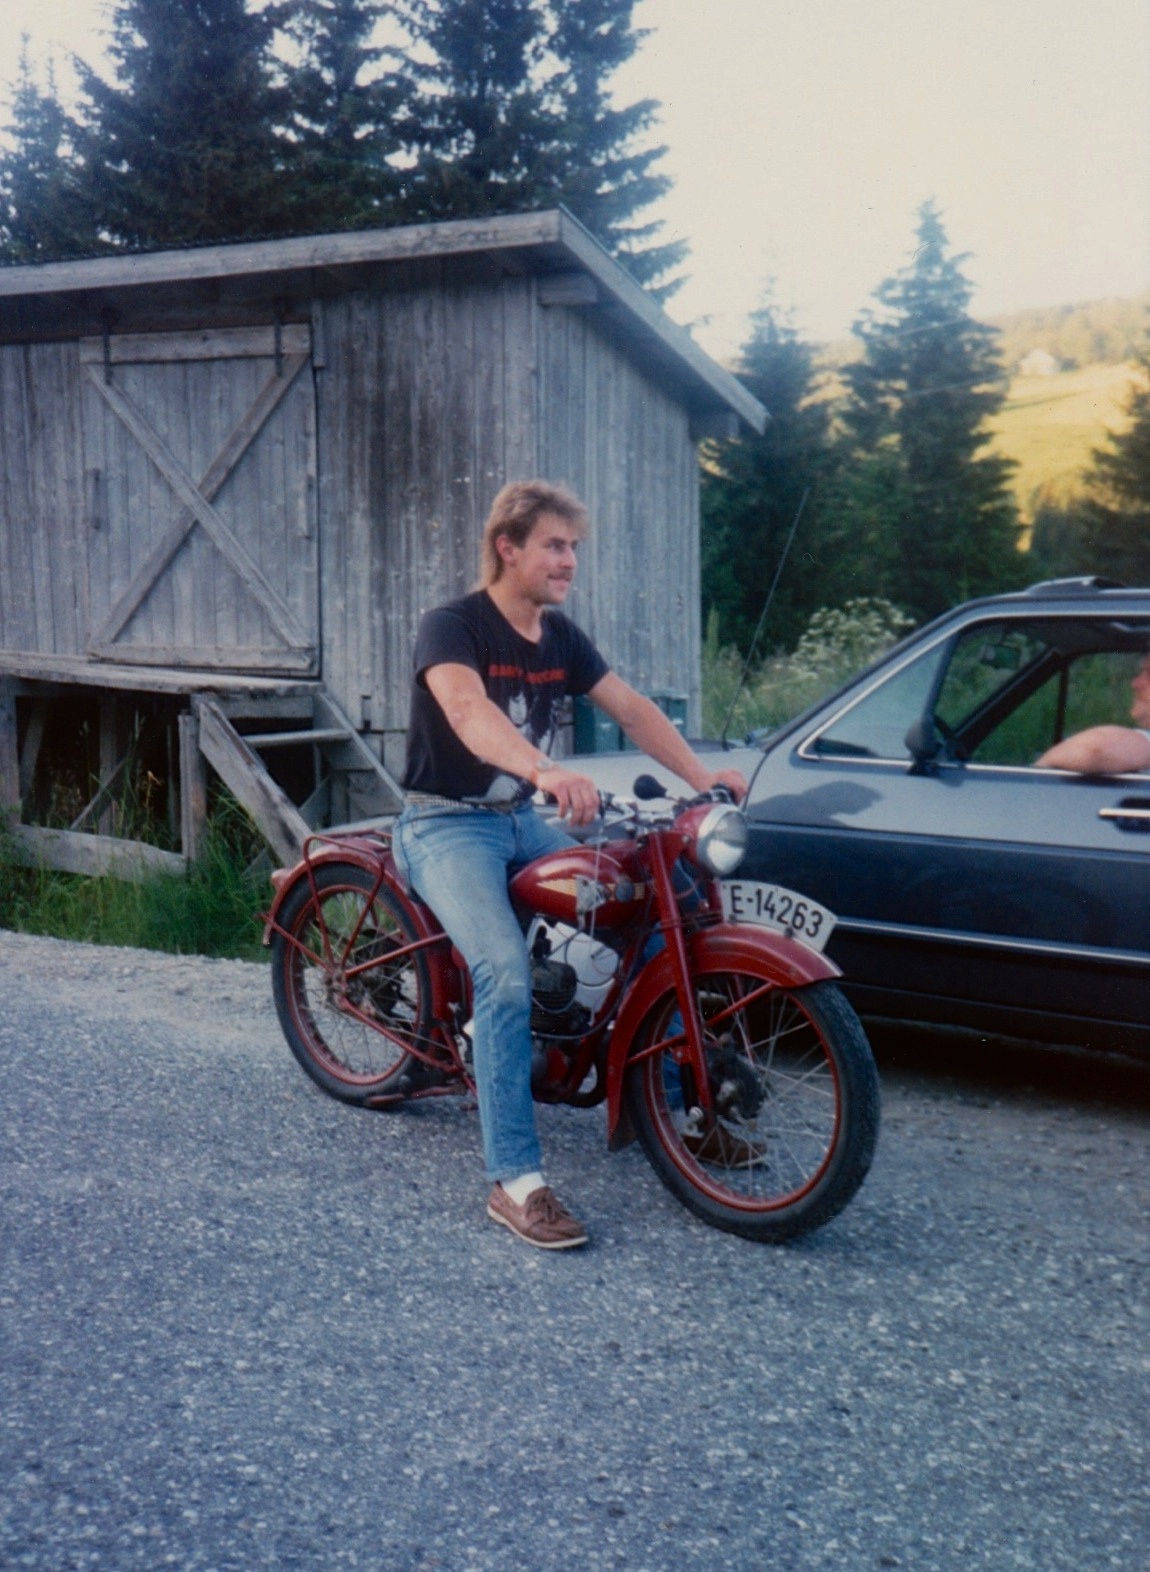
[402,591,609,801]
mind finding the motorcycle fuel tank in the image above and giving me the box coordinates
[510,842,648,929]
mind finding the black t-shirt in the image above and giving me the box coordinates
[401,589,610,802]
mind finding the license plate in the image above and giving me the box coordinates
[720,880,836,952]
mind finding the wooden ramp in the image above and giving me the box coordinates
[188,690,405,867]
[1,675,404,881]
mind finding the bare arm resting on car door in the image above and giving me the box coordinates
[1038,726,1150,774]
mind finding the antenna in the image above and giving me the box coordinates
[720,487,810,747]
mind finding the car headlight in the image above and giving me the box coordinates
[693,804,748,876]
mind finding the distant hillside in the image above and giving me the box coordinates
[820,291,1149,373]
[986,359,1142,525]
[813,292,1148,527]
[989,294,1149,373]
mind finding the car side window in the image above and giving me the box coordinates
[969,648,1144,765]
[808,641,949,760]
[806,614,1150,768]
[936,623,1052,765]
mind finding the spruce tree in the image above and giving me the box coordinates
[393,0,550,221]
[75,0,297,250]
[837,201,1023,621]
[543,0,683,292]
[282,0,407,231]
[394,0,681,289]
[700,298,836,656]
[0,47,93,261]
[1077,336,1150,583]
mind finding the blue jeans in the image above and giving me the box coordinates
[392,802,575,1183]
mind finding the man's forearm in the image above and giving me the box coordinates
[448,694,548,782]
[1039,725,1150,774]
[615,693,713,792]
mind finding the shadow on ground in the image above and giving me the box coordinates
[867,1019,1150,1114]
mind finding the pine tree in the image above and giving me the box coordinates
[700,298,837,656]
[281,0,407,231]
[394,0,681,289]
[542,0,683,292]
[74,0,297,250]
[837,201,1023,620]
[1077,336,1150,583]
[0,46,93,261]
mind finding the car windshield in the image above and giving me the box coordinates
[807,615,1150,767]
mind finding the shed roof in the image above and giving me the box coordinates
[0,208,766,434]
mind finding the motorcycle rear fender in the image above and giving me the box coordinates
[605,923,841,1150]
[262,840,466,1021]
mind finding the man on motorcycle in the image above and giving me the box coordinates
[393,479,747,1249]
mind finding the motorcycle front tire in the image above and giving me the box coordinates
[625,974,879,1243]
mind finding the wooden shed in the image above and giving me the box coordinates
[0,208,764,874]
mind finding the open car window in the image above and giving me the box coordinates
[806,615,1150,768]
[966,647,1144,765]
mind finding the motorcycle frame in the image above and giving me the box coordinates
[263,818,841,1136]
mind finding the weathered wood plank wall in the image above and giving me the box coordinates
[0,342,87,656]
[537,304,701,726]
[316,263,540,758]
[1,254,705,748]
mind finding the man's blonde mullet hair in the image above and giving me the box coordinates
[478,479,589,588]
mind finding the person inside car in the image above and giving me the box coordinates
[1038,651,1150,773]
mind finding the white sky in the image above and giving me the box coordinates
[3,0,1148,359]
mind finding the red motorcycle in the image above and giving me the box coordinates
[264,778,880,1242]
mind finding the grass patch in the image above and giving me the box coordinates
[0,798,271,960]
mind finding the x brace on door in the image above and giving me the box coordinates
[85,349,314,660]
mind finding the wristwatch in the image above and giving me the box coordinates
[534,757,557,776]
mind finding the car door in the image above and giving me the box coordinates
[747,610,1150,1047]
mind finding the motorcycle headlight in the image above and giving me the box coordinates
[693,804,748,876]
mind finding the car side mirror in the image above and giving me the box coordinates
[904,716,941,769]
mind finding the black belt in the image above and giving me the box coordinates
[404,791,524,815]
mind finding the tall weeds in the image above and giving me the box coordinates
[702,598,914,739]
[0,798,270,960]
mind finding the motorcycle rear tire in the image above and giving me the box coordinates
[625,974,879,1243]
[270,862,433,1105]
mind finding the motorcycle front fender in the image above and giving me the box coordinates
[604,923,842,1150]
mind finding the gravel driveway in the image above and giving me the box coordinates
[2,928,1148,1571]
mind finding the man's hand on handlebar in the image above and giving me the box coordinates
[538,763,602,827]
[698,767,749,804]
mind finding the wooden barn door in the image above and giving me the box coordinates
[81,325,318,673]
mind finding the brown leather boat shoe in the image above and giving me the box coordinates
[486,1183,589,1250]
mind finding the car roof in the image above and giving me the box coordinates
[942,577,1150,617]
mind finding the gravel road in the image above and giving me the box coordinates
[2,927,1148,1571]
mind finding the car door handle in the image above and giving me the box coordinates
[1099,796,1150,831]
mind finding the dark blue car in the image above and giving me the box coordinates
[578,579,1150,1056]
[736,579,1150,1056]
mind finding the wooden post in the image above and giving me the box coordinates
[0,681,18,822]
[179,710,208,863]
[98,695,118,836]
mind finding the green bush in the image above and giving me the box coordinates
[702,598,914,739]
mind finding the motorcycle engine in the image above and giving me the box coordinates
[529,955,589,1036]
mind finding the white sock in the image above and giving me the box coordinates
[502,1171,545,1205]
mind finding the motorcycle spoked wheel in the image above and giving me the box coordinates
[270,862,437,1104]
[625,974,879,1243]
